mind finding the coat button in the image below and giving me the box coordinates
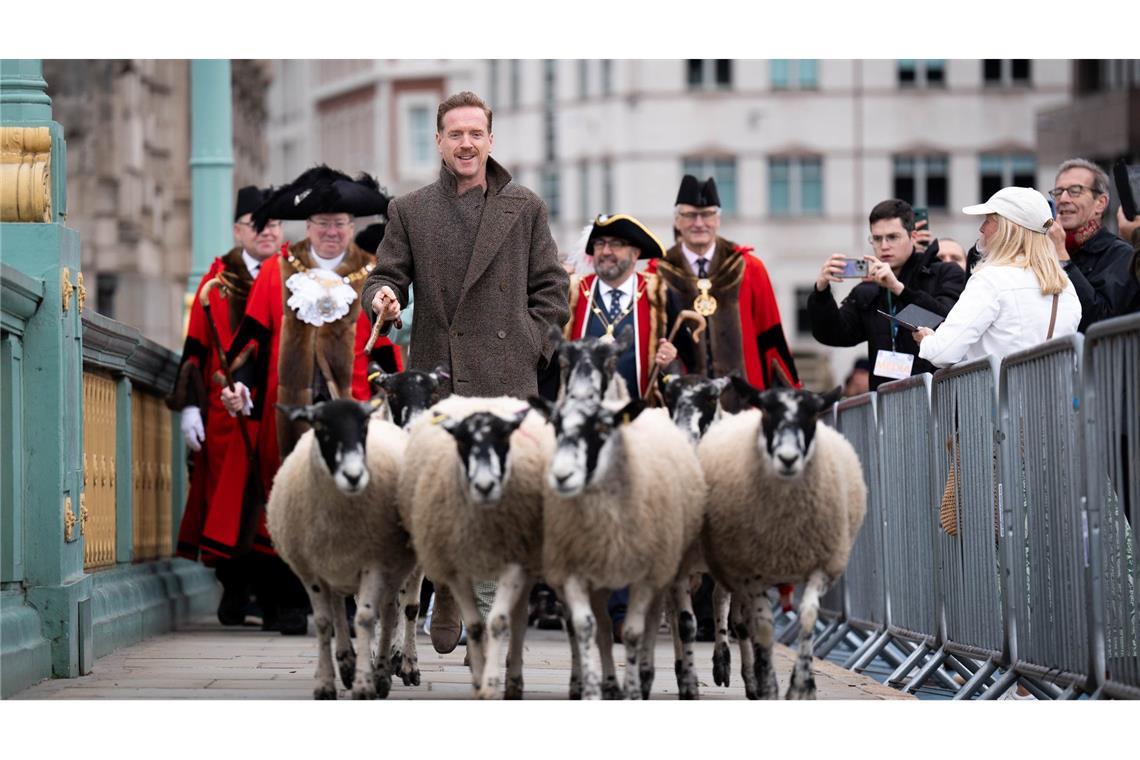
[500,281,507,292]
[497,330,506,339]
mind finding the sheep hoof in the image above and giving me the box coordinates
[712,643,731,687]
[568,675,582,700]
[313,684,337,700]
[786,673,817,701]
[398,658,421,687]
[351,681,377,700]
[373,671,392,699]
[388,648,404,673]
[336,649,357,690]
[677,671,699,700]
[640,666,655,699]
[744,682,760,700]
[602,677,625,700]
[505,675,524,700]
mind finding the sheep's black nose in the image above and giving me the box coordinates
[554,472,572,485]
[778,453,798,468]
[475,481,494,496]
[344,471,361,486]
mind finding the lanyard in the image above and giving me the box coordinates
[886,291,897,351]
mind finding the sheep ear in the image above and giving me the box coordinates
[614,324,635,354]
[546,324,564,351]
[729,374,762,408]
[815,386,843,413]
[359,401,378,417]
[276,403,315,423]
[430,362,451,384]
[503,408,529,433]
[616,398,646,426]
[712,376,732,395]
[527,395,555,422]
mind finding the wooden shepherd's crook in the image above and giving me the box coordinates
[645,309,708,403]
[198,277,256,460]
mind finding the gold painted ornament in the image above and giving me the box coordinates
[694,278,718,317]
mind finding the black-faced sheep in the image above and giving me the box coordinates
[266,400,416,699]
[398,395,553,699]
[699,377,864,700]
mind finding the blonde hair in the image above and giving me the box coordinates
[974,214,1068,295]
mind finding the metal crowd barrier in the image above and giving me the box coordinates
[1083,313,1140,699]
[995,335,1089,699]
[833,394,888,667]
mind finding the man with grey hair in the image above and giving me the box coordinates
[1049,158,1139,330]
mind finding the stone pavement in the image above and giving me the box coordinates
[14,615,911,700]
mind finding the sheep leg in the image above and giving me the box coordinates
[562,576,602,699]
[731,592,759,699]
[620,584,655,701]
[306,578,338,700]
[330,592,355,691]
[786,570,827,701]
[743,580,780,699]
[561,585,584,699]
[390,565,424,686]
[349,567,383,699]
[670,578,699,700]
[447,577,487,691]
[665,591,682,684]
[712,583,732,687]
[370,575,400,699]
[589,590,622,699]
[504,574,534,700]
[476,563,527,700]
[639,592,664,699]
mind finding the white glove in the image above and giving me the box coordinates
[181,406,205,452]
[220,382,253,417]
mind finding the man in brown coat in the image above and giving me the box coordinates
[363,91,569,655]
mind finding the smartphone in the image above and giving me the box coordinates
[839,258,868,278]
[913,207,929,229]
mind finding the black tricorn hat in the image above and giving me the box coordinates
[234,185,270,221]
[586,214,665,260]
[354,222,387,254]
[675,174,720,208]
[251,165,391,231]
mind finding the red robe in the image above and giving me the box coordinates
[203,243,402,560]
[565,271,667,399]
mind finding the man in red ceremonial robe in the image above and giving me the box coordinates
[168,186,282,627]
[220,166,401,634]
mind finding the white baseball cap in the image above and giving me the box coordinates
[962,187,1054,233]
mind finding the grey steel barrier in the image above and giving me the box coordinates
[834,393,888,665]
[996,334,1090,699]
[1083,313,1140,699]
[923,356,1007,698]
[873,375,943,685]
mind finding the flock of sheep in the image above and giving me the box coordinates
[264,327,867,700]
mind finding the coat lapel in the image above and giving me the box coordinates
[459,192,525,297]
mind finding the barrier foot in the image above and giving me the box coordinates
[848,630,892,672]
[1057,683,1080,700]
[901,646,948,694]
[1020,676,1062,701]
[978,668,1019,700]
[812,618,840,649]
[840,627,880,668]
[1088,685,1106,700]
[814,622,851,658]
[776,611,799,646]
[952,658,996,700]
[887,641,930,688]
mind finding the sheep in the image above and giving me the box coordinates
[398,395,553,699]
[528,395,706,700]
[554,324,634,406]
[660,373,731,447]
[265,399,417,699]
[367,363,450,687]
[698,376,864,699]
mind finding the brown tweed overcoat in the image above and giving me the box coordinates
[363,158,569,399]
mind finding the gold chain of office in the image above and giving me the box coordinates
[285,253,374,284]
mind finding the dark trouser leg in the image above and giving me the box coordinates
[215,556,250,626]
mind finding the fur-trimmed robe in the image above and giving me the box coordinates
[657,237,799,408]
[565,271,671,399]
[209,240,402,560]
[168,248,255,561]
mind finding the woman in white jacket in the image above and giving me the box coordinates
[914,187,1081,366]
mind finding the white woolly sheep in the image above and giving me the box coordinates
[399,395,553,699]
[266,399,417,699]
[529,395,706,700]
[698,377,865,700]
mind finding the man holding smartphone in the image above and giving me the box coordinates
[807,199,965,390]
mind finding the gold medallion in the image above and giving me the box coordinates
[694,278,717,316]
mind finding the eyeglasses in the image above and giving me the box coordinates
[1048,184,1101,200]
[236,220,282,231]
[309,219,352,231]
[592,238,632,253]
[868,233,906,247]
[676,209,719,222]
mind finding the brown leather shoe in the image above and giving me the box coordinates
[430,586,462,654]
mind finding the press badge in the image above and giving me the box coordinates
[873,350,914,380]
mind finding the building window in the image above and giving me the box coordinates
[898,59,946,88]
[983,59,1032,86]
[579,161,591,220]
[682,157,737,216]
[687,59,732,90]
[979,153,1035,200]
[601,60,613,96]
[578,59,589,99]
[509,59,521,109]
[96,273,118,319]
[892,154,949,210]
[408,105,433,166]
[488,60,500,109]
[768,156,823,217]
[602,159,613,212]
[771,59,819,90]
[543,59,557,162]
[541,167,561,221]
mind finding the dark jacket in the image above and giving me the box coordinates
[362,158,570,399]
[807,246,966,390]
[1067,227,1140,332]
